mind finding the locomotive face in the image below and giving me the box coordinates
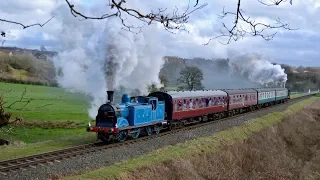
[96,102,129,128]
[96,103,119,127]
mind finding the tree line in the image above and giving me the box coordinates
[148,66,204,92]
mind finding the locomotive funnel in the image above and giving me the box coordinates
[107,90,114,103]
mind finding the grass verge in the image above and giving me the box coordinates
[65,97,318,180]
[0,133,96,161]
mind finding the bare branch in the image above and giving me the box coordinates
[204,0,296,45]
[34,103,53,109]
[1,0,205,35]
[65,0,118,19]
[4,88,34,111]
[195,0,199,7]
[0,16,54,30]
[65,0,207,33]
[258,0,293,6]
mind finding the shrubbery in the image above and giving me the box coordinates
[0,52,58,87]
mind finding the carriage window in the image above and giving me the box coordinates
[206,98,210,107]
[195,98,199,108]
[183,99,187,110]
[178,100,182,111]
[245,95,248,100]
[174,100,178,111]
[202,98,206,107]
[189,99,193,109]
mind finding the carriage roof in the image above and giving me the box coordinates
[221,89,257,95]
[253,88,277,92]
[253,88,287,92]
[166,90,227,99]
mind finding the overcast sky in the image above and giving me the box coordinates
[0,0,319,67]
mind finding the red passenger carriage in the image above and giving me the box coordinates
[149,90,228,121]
[221,89,257,113]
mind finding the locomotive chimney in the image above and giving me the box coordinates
[107,90,114,103]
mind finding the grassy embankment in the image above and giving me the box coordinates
[0,82,97,160]
[66,96,319,180]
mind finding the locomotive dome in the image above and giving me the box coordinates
[121,94,130,103]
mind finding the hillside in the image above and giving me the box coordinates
[161,56,320,91]
[160,56,261,89]
[0,46,319,91]
[0,47,57,86]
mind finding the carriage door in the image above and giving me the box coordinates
[150,99,158,121]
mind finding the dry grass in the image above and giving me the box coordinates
[22,120,83,129]
[117,100,320,180]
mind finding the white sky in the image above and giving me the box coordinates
[0,0,319,66]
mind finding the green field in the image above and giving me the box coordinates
[0,82,95,145]
[1,82,91,122]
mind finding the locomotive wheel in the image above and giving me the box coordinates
[98,132,110,143]
[116,130,127,142]
[154,125,160,135]
[146,126,152,136]
[131,128,140,139]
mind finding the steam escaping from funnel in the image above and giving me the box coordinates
[228,53,287,88]
[102,18,165,94]
[51,2,165,119]
[104,45,117,91]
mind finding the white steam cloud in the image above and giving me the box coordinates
[51,3,165,119]
[103,18,165,92]
[228,53,287,87]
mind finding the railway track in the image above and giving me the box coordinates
[0,94,315,175]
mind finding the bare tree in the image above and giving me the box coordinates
[0,91,23,136]
[0,0,295,44]
[204,0,296,45]
[72,0,207,33]
[0,0,207,36]
[177,66,203,91]
[0,88,51,136]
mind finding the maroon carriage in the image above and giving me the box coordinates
[221,89,257,111]
[149,90,228,121]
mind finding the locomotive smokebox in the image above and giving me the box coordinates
[107,90,114,103]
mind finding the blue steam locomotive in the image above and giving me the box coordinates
[87,91,166,142]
